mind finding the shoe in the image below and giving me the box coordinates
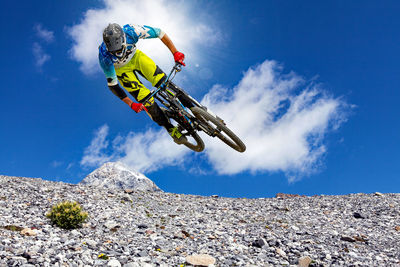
[168,127,187,144]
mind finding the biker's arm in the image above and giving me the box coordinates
[108,84,127,101]
[99,46,132,107]
[159,32,184,65]
[132,24,178,54]
[107,83,134,109]
[108,84,135,109]
[160,33,178,55]
[121,96,133,106]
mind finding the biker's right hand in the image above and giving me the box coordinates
[174,51,186,66]
[131,102,146,113]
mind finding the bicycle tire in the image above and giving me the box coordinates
[191,107,246,153]
[166,111,205,153]
[181,130,205,152]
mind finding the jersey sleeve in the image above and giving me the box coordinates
[98,43,118,86]
[124,24,165,42]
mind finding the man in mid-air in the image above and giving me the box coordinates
[98,23,188,144]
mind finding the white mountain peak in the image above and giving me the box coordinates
[80,161,161,192]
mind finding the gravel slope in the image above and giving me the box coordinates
[0,175,399,266]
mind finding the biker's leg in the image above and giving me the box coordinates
[131,49,166,88]
[144,100,186,144]
[130,50,187,143]
[145,100,173,129]
[168,82,194,109]
[134,87,175,131]
[114,62,173,130]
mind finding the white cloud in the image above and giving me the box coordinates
[34,24,55,43]
[67,0,222,74]
[51,161,63,168]
[80,125,114,167]
[32,42,50,68]
[80,125,189,172]
[81,60,348,181]
[32,24,54,69]
[67,163,74,170]
[201,60,346,181]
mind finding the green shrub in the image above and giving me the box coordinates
[98,253,109,260]
[46,201,88,229]
[1,225,24,231]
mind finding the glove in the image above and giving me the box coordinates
[130,102,146,113]
[173,51,186,66]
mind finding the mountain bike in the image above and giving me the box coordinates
[141,63,246,153]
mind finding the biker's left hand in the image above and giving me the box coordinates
[174,51,186,66]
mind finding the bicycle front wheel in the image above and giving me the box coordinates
[191,107,246,153]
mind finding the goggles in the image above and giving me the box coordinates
[112,45,127,58]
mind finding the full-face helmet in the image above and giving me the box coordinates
[103,23,127,58]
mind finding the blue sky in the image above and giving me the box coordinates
[1,0,399,198]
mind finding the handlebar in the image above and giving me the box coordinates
[164,62,182,84]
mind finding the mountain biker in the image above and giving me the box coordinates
[99,23,191,144]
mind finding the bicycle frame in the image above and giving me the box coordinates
[142,63,223,137]
[141,64,199,128]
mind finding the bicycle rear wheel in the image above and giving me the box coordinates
[191,107,246,153]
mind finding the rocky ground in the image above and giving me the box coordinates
[0,175,399,267]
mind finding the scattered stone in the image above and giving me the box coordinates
[395,226,400,231]
[374,192,384,196]
[107,259,121,267]
[84,239,97,247]
[186,254,216,266]
[353,235,368,242]
[353,212,365,219]
[21,251,33,260]
[276,248,287,258]
[137,224,148,229]
[251,239,266,248]
[340,236,356,242]
[70,229,81,236]
[181,230,191,238]
[291,225,300,231]
[104,221,120,229]
[275,193,301,199]
[20,228,37,236]
[145,230,154,235]
[298,256,312,267]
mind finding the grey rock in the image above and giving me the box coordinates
[251,238,266,248]
[107,259,122,267]
[353,212,365,219]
